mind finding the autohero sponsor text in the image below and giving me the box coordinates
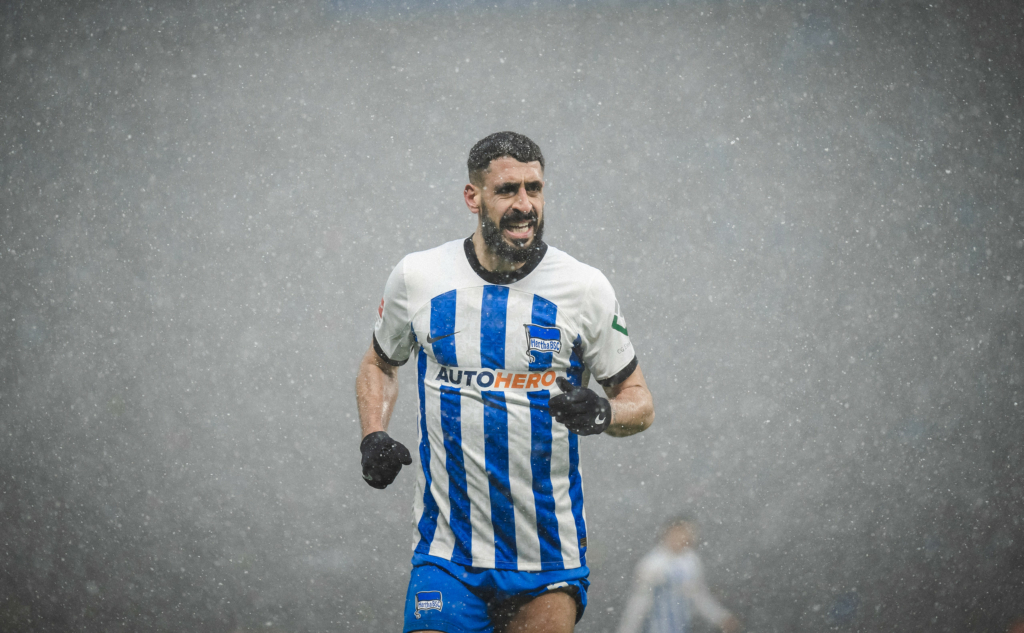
[435,367,559,390]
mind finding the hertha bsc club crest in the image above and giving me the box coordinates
[524,324,561,360]
[414,591,443,618]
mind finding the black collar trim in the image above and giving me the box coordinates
[463,236,547,285]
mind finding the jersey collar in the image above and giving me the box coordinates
[463,236,547,285]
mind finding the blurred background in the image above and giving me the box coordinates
[2,0,1022,631]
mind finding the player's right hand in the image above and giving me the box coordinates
[360,431,412,489]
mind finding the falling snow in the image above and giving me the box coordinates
[1,1,1022,632]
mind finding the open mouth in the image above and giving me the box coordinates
[503,220,534,241]
[501,214,537,242]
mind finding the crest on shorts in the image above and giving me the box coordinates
[525,324,562,358]
[414,591,443,619]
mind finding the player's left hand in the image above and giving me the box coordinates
[548,377,612,435]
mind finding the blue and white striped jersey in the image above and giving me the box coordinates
[373,238,637,571]
[617,547,732,633]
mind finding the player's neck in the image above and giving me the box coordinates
[471,230,528,273]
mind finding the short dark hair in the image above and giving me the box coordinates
[664,513,698,530]
[468,131,545,184]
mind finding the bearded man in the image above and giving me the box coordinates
[356,131,655,633]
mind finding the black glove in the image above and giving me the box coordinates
[360,431,412,489]
[548,377,612,436]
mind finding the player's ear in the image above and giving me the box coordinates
[464,183,482,215]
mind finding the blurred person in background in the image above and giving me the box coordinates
[617,515,740,633]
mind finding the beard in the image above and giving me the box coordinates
[479,202,545,264]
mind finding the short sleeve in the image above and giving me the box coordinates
[579,271,638,387]
[372,258,415,366]
[636,552,669,586]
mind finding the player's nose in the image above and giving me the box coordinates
[512,185,531,210]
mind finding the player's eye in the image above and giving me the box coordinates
[525,182,543,194]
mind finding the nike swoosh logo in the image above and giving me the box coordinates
[425,331,459,344]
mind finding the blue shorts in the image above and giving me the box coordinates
[403,554,590,633]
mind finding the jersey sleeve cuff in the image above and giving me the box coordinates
[373,334,408,367]
[597,355,638,388]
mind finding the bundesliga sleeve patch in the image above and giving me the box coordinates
[414,591,443,618]
[525,324,562,355]
[611,314,628,335]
